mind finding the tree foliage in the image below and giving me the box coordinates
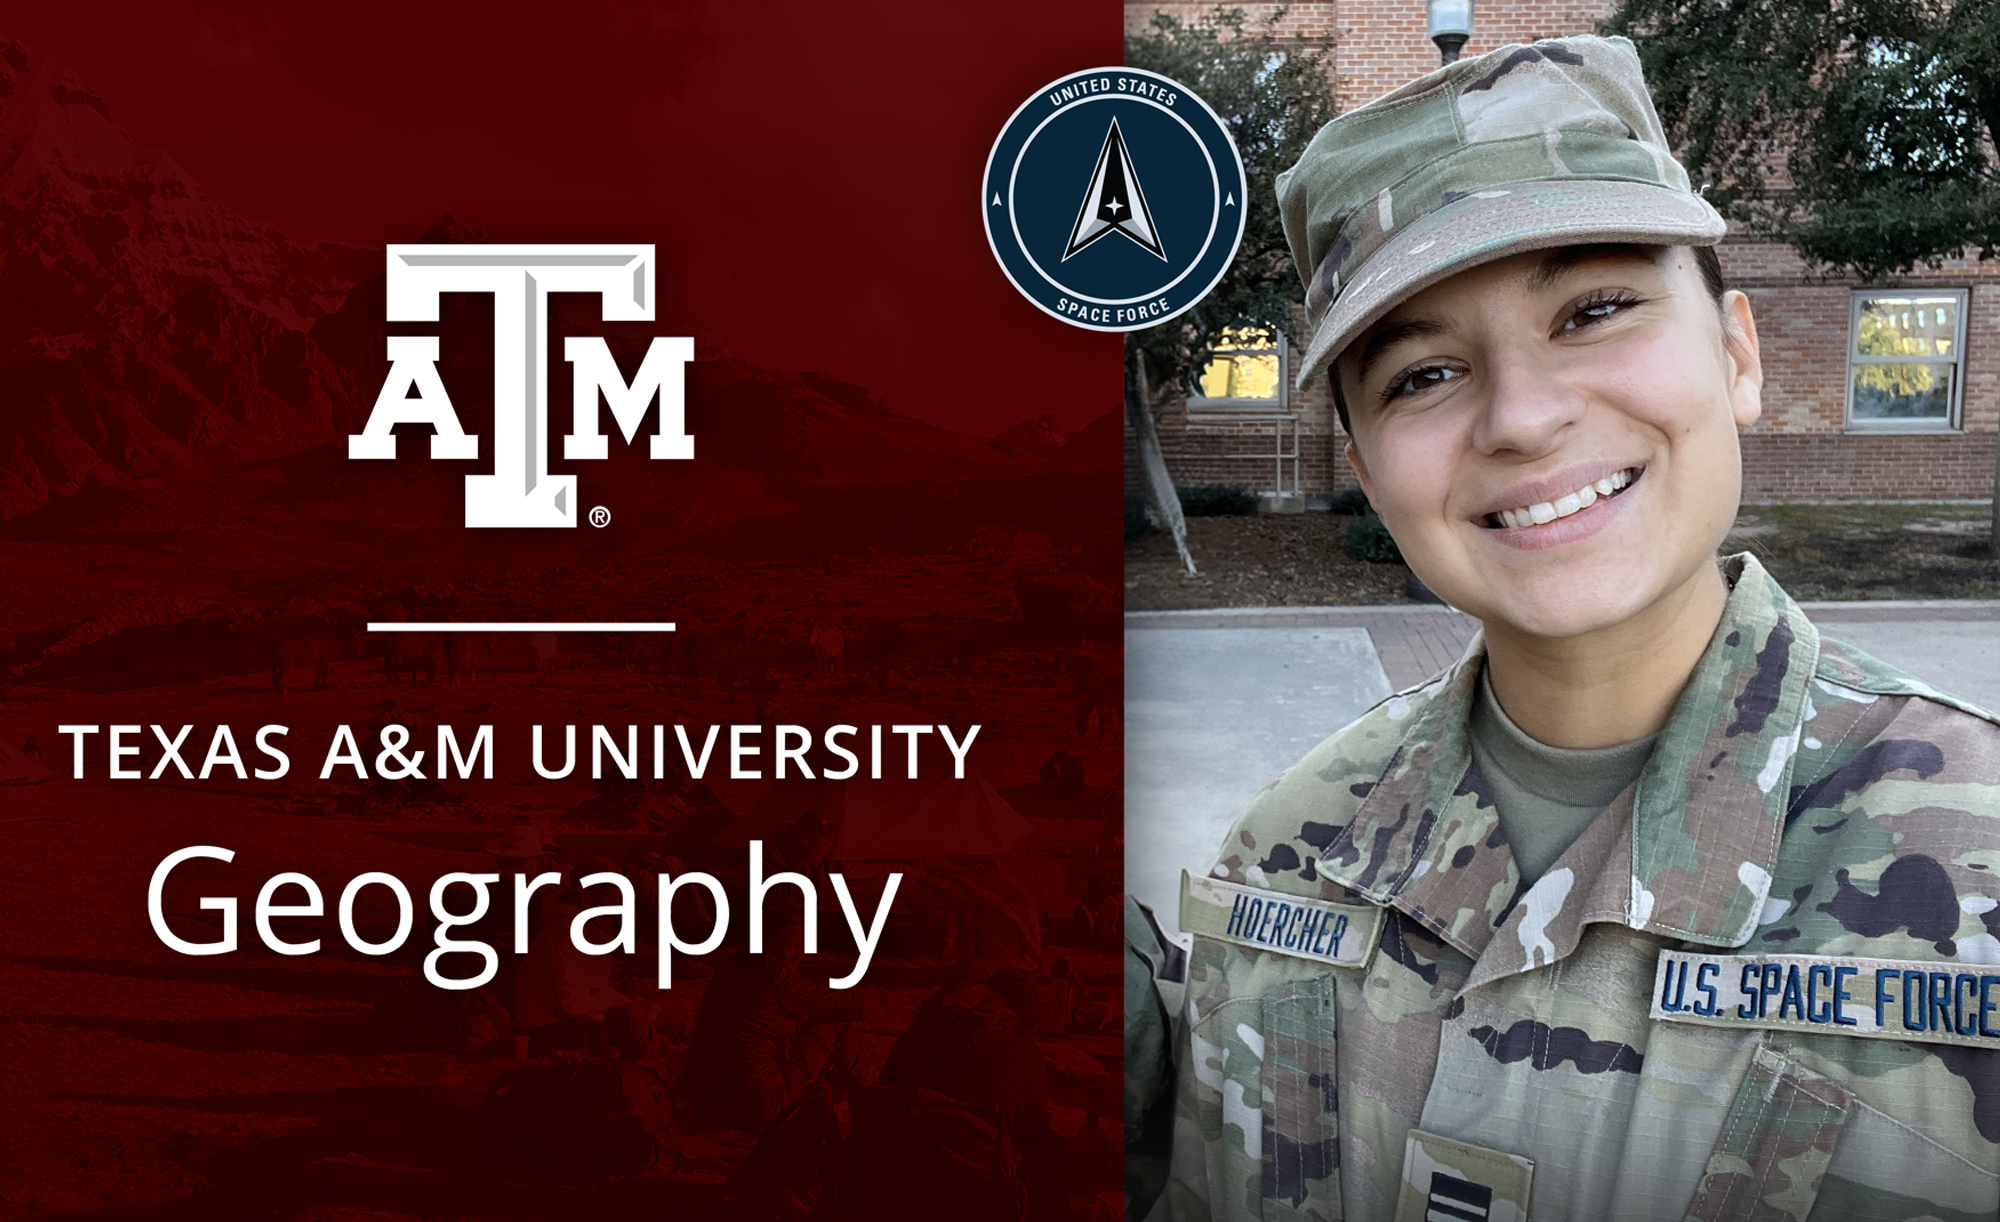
[1603,0,2000,279]
[1123,7,1337,396]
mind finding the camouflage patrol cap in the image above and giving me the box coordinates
[1278,34,1725,392]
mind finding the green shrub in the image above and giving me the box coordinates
[1125,494,1153,540]
[1327,488,1371,515]
[1177,484,1259,516]
[1345,509,1404,563]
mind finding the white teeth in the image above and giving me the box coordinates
[1494,468,1634,528]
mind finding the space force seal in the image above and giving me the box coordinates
[1651,949,2000,1050]
[1180,870,1382,969]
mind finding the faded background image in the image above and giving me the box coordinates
[0,3,1131,1217]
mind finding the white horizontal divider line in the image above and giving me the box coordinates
[366,622,677,632]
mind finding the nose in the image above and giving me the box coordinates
[1467,343,1587,458]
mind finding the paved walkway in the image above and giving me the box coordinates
[1126,601,2000,941]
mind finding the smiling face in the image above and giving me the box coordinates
[1336,244,1763,640]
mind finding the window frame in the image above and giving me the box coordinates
[1187,327,1290,414]
[1844,287,1968,434]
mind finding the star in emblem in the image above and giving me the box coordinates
[1063,118,1165,261]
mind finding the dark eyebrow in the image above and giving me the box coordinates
[1351,245,1665,388]
[1525,243,1664,292]
[1354,316,1449,383]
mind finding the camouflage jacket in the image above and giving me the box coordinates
[1166,555,2000,1222]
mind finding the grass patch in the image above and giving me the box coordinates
[1726,502,1999,600]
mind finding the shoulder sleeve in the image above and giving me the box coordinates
[1204,682,1428,888]
[1786,643,2000,955]
[1816,634,2000,727]
[1795,634,2000,821]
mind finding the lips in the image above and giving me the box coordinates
[1479,466,1643,530]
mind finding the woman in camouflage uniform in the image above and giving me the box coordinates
[1132,33,2000,1222]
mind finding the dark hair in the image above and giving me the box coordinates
[1692,241,1726,303]
[1329,243,1728,435]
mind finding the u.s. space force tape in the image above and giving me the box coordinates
[1181,870,1383,970]
[1651,949,2000,1049]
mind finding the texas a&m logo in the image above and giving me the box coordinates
[347,245,693,528]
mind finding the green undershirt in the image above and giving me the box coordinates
[1468,667,1660,884]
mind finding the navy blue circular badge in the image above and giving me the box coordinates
[984,67,1246,332]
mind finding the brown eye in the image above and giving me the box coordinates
[1560,292,1643,333]
[1384,365,1462,402]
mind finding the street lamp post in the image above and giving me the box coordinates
[1428,0,1474,64]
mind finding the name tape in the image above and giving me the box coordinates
[1180,871,1382,970]
[1651,949,2000,1050]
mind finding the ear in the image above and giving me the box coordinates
[1721,289,1763,428]
[1344,441,1377,509]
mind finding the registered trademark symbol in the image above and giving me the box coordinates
[589,506,611,528]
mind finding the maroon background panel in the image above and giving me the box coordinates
[0,3,1126,1217]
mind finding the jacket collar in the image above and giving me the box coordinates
[1319,554,1819,963]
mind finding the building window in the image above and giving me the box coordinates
[1847,289,1967,431]
[1189,326,1287,412]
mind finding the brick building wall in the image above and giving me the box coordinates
[1123,0,2000,504]
[1728,241,2000,500]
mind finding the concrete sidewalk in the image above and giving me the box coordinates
[1125,601,2000,942]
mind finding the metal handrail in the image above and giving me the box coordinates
[1180,412,1300,500]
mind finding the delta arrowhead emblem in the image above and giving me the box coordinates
[983,67,1245,332]
[1064,119,1164,261]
